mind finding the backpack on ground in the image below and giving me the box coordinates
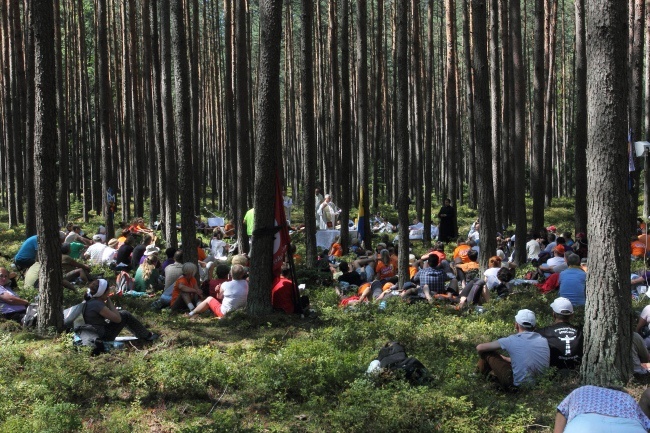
[115,271,134,295]
[376,341,431,385]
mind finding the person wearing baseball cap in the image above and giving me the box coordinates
[476,309,550,389]
[537,298,583,370]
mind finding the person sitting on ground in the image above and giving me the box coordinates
[14,235,39,269]
[350,253,376,283]
[452,249,480,288]
[95,226,107,243]
[375,249,396,280]
[187,264,248,318]
[453,238,471,264]
[558,253,586,307]
[410,253,459,301]
[161,247,177,273]
[61,243,91,284]
[208,264,231,298]
[484,256,504,290]
[115,235,139,271]
[84,236,109,264]
[83,279,159,343]
[99,237,118,264]
[539,245,568,276]
[272,264,295,314]
[636,303,650,349]
[0,267,29,323]
[468,220,480,243]
[64,225,92,246]
[163,250,184,289]
[526,231,541,261]
[210,229,228,262]
[134,251,163,293]
[476,309,550,389]
[129,217,155,237]
[543,233,558,254]
[537,297,583,370]
[337,260,364,288]
[329,236,343,259]
[117,228,130,248]
[171,262,203,311]
[130,235,152,271]
[455,278,489,310]
[555,386,650,433]
[223,219,236,239]
[632,235,647,260]
[572,232,588,259]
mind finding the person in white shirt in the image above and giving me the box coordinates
[317,194,341,230]
[468,220,480,243]
[187,264,248,318]
[526,232,541,260]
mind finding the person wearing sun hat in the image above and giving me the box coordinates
[537,298,583,370]
[476,309,550,389]
[83,279,159,343]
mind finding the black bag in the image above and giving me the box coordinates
[394,357,431,385]
[378,341,408,368]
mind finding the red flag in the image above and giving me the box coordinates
[273,171,290,276]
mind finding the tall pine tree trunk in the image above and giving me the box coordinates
[581,0,631,386]
[472,0,497,270]
[396,0,410,287]
[573,0,587,234]
[531,0,545,232]
[34,0,64,333]
[171,0,197,265]
[300,0,317,268]
[248,0,283,315]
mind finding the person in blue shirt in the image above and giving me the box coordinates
[558,253,586,307]
[14,235,38,269]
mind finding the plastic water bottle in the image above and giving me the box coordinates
[379,301,387,311]
[103,341,125,351]
[475,306,485,314]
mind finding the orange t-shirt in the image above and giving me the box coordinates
[409,266,418,279]
[330,243,343,257]
[197,247,207,261]
[632,240,646,257]
[456,261,479,273]
[375,261,396,279]
[453,245,471,263]
[431,250,447,262]
[171,275,197,305]
[390,254,399,269]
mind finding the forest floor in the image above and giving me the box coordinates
[0,197,649,432]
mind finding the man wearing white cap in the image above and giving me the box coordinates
[476,309,550,389]
[537,297,582,370]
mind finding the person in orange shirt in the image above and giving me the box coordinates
[375,249,396,279]
[408,254,418,279]
[453,238,471,264]
[329,236,343,258]
[171,262,203,311]
[632,235,647,259]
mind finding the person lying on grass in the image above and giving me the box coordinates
[187,264,248,318]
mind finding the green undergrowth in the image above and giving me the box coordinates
[0,197,649,432]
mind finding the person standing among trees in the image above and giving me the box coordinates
[437,199,457,243]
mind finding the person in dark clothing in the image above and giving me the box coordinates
[131,235,153,271]
[115,236,136,270]
[437,198,457,243]
[537,297,583,370]
[338,261,363,287]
